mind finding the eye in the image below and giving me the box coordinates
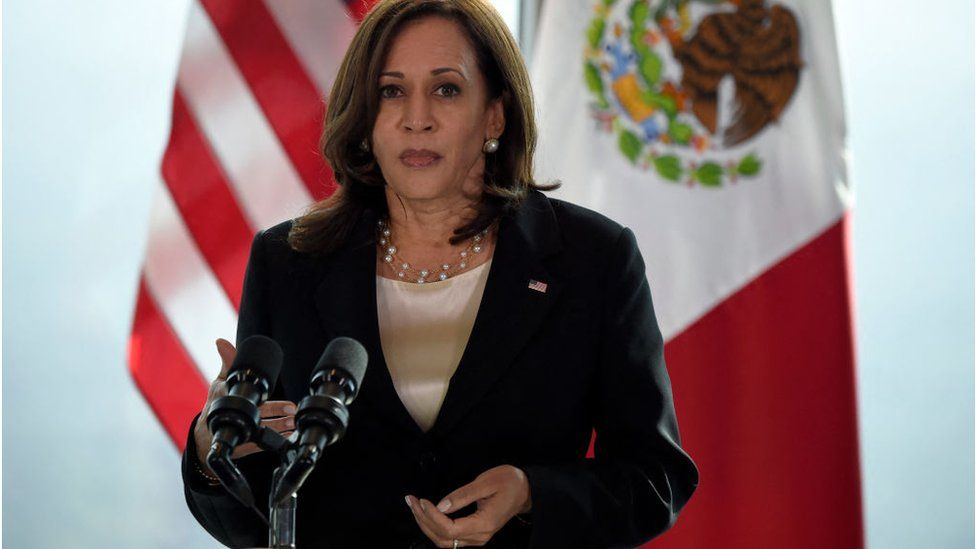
[435,83,461,97]
[379,85,402,99]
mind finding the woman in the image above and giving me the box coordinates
[182,1,698,547]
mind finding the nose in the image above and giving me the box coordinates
[402,95,434,133]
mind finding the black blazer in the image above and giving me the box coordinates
[182,190,699,548]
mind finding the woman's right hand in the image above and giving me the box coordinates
[193,338,296,468]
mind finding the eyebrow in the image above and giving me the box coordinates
[379,68,467,80]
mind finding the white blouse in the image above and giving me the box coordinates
[376,260,492,432]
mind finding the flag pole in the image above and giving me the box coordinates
[518,0,542,66]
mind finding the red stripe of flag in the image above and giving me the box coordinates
[162,89,253,307]
[201,0,335,201]
[129,277,211,450]
[344,0,376,22]
[652,214,862,549]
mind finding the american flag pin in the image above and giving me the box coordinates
[527,279,548,293]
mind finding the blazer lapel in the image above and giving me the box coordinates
[312,209,425,437]
[311,191,564,440]
[429,192,563,438]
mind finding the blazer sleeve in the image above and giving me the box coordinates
[181,229,284,548]
[522,227,699,548]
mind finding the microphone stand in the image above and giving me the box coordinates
[269,466,298,549]
[250,426,300,549]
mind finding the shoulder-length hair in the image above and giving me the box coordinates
[288,0,558,255]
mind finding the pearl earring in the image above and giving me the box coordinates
[482,137,499,154]
[359,138,370,152]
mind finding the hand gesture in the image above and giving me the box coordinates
[406,465,532,547]
[192,338,296,468]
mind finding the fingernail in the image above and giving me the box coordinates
[404,495,413,509]
[437,499,452,512]
[284,405,297,415]
[286,418,295,429]
[420,500,428,512]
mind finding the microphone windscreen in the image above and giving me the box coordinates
[230,335,284,391]
[314,337,368,387]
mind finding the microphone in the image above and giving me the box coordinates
[271,337,367,505]
[206,335,283,513]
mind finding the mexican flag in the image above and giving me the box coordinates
[531,0,862,547]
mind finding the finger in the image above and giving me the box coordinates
[419,498,459,540]
[207,379,225,398]
[423,503,492,548]
[415,498,457,545]
[202,383,227,419]
[436,477,495,514]
[259,416,295,433]
[215,338,236,380]
[203,340,238,416]
[407,496,453,547]
[259,400,297,418]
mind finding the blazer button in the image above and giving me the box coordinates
[418,451,437,471]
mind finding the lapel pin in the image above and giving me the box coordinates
[527,279,548,293]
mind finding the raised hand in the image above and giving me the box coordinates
[193,338,295,468]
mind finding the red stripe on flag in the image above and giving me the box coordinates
[162,89,252,307]
[651,214,862,549]
[201,0,335,201]
[345,0,376,22]
[129,276,210,450]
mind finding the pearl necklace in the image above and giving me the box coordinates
[376,219,490,284]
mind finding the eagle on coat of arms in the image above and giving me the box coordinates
[584,0,803,187]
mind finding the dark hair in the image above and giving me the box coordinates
[288,0,558,255]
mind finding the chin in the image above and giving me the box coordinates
[387,179,454,202]
[390,183,455,200]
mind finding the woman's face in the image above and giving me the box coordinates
[371,16,505,204]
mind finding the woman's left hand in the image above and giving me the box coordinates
[406,465,532,547]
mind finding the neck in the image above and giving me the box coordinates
[383,189,481,250]
[377,188,496,281]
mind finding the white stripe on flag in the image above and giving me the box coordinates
[143,181,238,382]
[266,0,358,97]
[179,0,314,230]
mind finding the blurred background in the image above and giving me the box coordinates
[3,0,973,547]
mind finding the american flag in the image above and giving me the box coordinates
[128,0,376,450]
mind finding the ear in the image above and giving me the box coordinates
[486,97,505,139]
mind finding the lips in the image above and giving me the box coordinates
[400,149,442,168]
